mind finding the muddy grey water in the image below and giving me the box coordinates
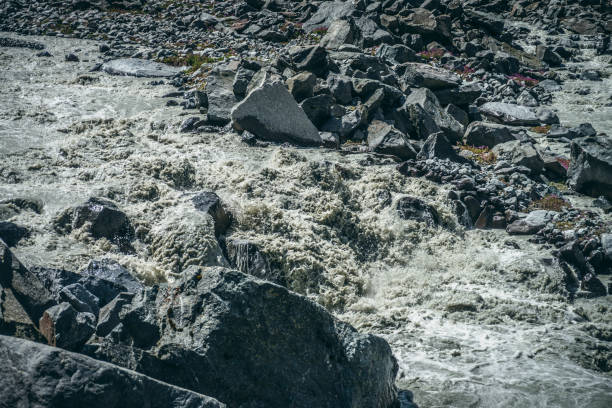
[1,34,611,407]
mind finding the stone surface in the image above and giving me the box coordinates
[86,267,399,408]
[404,88,464,142]
[417,132,468,163]
[567,136,612,200]
[101,58,183,78]
[479,102,541,126]
[464,121,515,148]
[231,81,322,146]
[396,196,439,226]
[0,335,225,408]
[38,302,95,350]
[205,62,239,125]
[492,141,544,174]
[0,221,29,247]
[367,120,416,160]
[507,210,556,235]
[191,192,231,237]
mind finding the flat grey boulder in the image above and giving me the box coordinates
[568,136,612,200]
[86,266,399,408]
[507,210,556,235]
[231,81,322,146]
[205,61,239,125]
[479,102,540,126]
[402,63,460,90]
[405,88,464,142]
[492,140,544,174]
[464,121,516,148]
[0,335,225,408]
[101,58,184,78]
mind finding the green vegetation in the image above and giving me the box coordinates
[457,144,497,164]
[528,195,571,212]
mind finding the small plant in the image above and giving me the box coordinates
[457,144,497,164]
[418,48,445,61]
[161,53,221,73]
[548,181,569,192]
[312,26,328,35]
[528,195,571,212]
[508,74,539,87]
[556,157,570,170]
[531,125,551,134]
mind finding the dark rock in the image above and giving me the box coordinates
[232,81,322,146]
[320,19,361,50]
[0,335,225,408]
[390,100,440,139]
[327,74,353,105]
[464,9,505,35]
[60,283,99,315]
[300,94,333,127]
[38,302,95,350]
[401,63,460,90]
[400,8,451,42]
[367,120,417,160]
[292,46,329,77]
[286,72,316,102]
[479,102,541,126]
[434,83,482,106]
[536,45,562,66]
[582,274,607,297]
[223,238,282,284]
[53,197,134,248]
[180,116,204,132]
[65,53,79,62]
[396,196,439,226]
[233,66,255,98]
[302,1,357,32]
[405,88,463,142]
[86,267,399,408]
[321,108,365,139]
[445,104,469,127]
[376,44,417,64]
[493,141,544,175]
[0,222,29,247]
[101,58,183,78]
[82,259,143,294]
[417,132,468,163]
[506,210,555,235]
[464,121,515,148]
[568,136,612,199]
[0,37,44,50]
[191,192,231,238]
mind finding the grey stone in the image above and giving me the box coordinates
[300,94,334,127]
[367,120,416,160]
[507,210,556,235]
[327,74,353,105]
[568,136,612,199]
[191,192,231,238]
[38,302,95,350]
[434,83,482,106]
[492,141,544,174]
[389,100,440,140]
[321,107,364,139]
[286,72,316,102]
[302,1,357,32]
[396,196,439,226]
[231,81,322,146]
[0,221,29,247]
[445,104,469,127]
[464,121,516,148]
[536,45,562,66]
[401,63,460,90]
[417,132,468,163]
[205,62,239,125]
[601,234,612,263]
[233,66,255,98]
[86,267,399,408]
[320,19,360,50]
[82,258,143,295]
[405,88,464,142]
[0,335,225,408]
[223,238,281,284]
[101,58,183,78]
[400,8,451,41]
[376,44,417,64]
[479,102,541,126]
[60,283,100,315]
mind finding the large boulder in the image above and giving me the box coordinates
[302,1,357,32]
[0,335,225,408]
[401,63,460,90]
[86,267,399,408]
[399,8,451,42]
[396,196,440,226]
[0,221,29,247]
[417,132,468,163]
[567,136,612,199]
[463,121,516,148]
[479,102,539,126]
[231,81,322,146]
[101,58,183,78]
[434,83,482,106]
[367,120,417,160]
[320,19,361,50]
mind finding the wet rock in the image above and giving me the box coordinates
[568,136,612,200]
[396,196,440,226]
[53,197,134,248]
[223,238,281,284]
[82,259,143,295]
[191,192,231,238]
[581,274,607,297]
[601,234,612,263]
[367,120,416,160]
[205,62,239,126]
[65,53,79,62]
[0,37,44,49]
[232,80,321,146]
[464,121,515,148]
[39,302,95,350]
[492,141,544,174]
[0,221,29,247]
[180,116,205,132]
[0,335,225,408]
[86,267,399,408]
[536,45,562,66]
[479,102,541,126]
[101,58,183,78]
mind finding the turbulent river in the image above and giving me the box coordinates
[1,33,611,407]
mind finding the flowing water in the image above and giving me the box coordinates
[1,33,611,407]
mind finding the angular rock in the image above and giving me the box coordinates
[302,1,357,32]
[464,9,505,35]
[507,210,556,235]
[400,8,451,42]
[417,132,468,163]
[53,197,134,248]
[401,63,460,90]
[205,62,239,125]
[376,44,417,64]
[479,102,541,126]
[327,74,353,105]
[86,267,399,408]
[0,335,225,408]
[300,94,333,127]
[232,80,321,146]
[82,258,143,295]
[223,238,281,284]
[492,141,544,174]
[389,100,440,139]
[568,136,612,199]
[536,45,562,66]
[320,19,360,50]
[396,196,439,226]
[367,120,416,160]
[101,58,183,78]
[191,192,231,238]
[286,71,316,102]
[39,302,95,350]
[405,88,464,142]
[464,121,516,148]
[291,46,329,77]
[434,83,482,106]
[321,108,364,139]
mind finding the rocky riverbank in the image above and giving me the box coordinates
[1,1,611,407]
